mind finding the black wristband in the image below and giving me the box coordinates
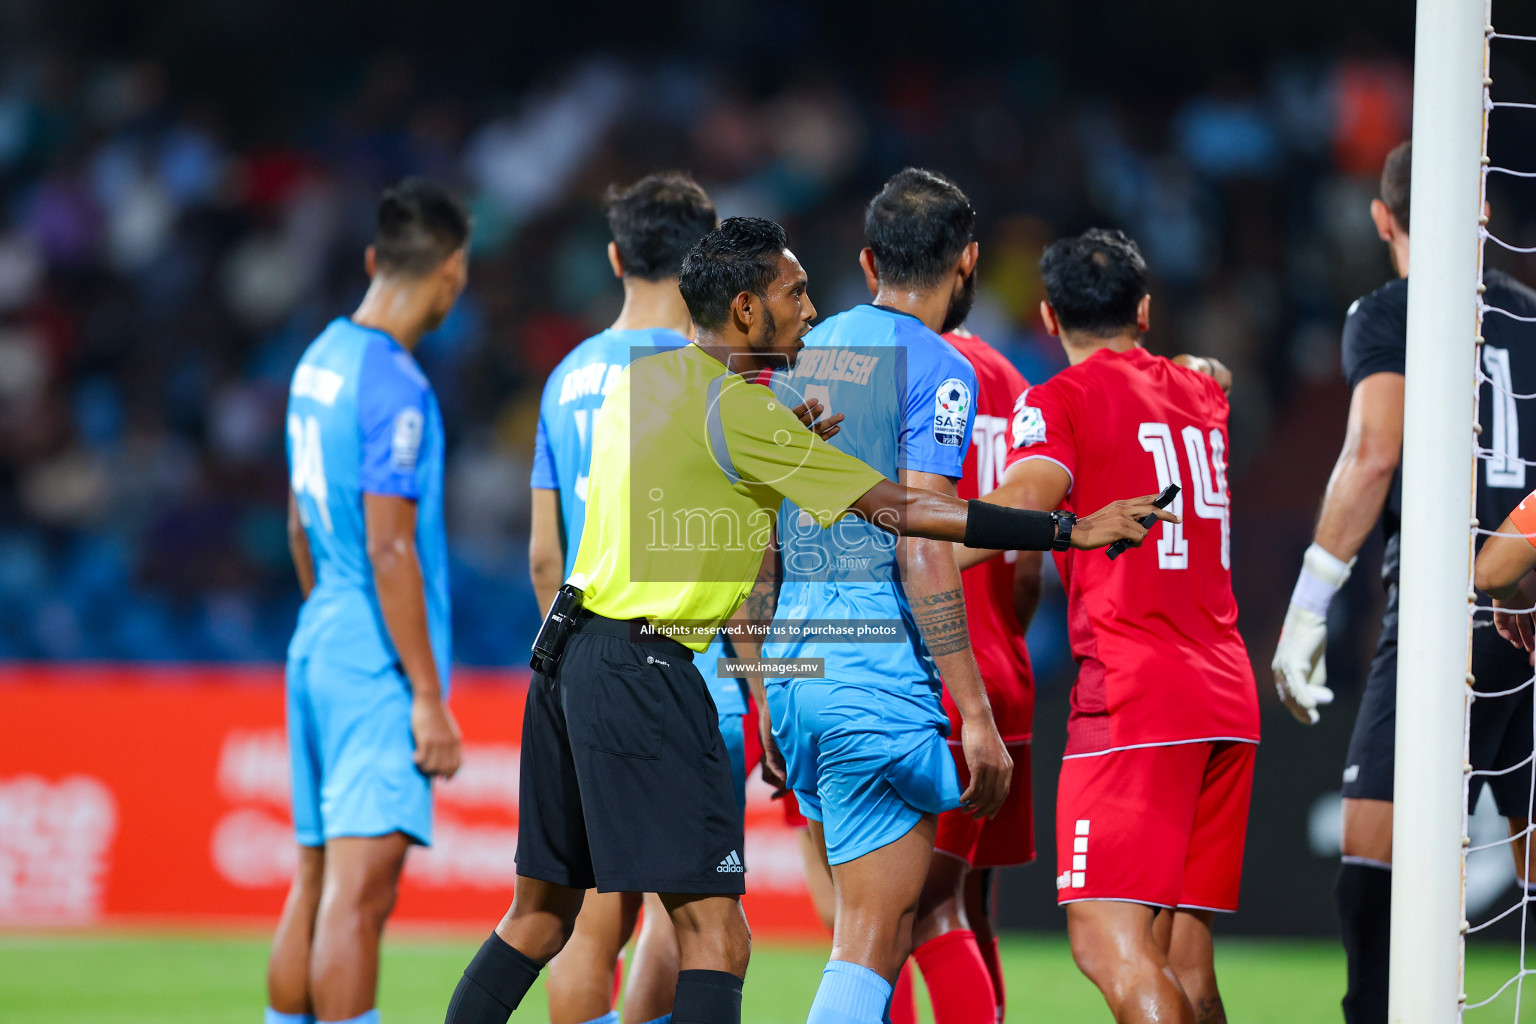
[963,499,1057,551]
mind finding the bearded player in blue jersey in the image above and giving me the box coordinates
[530,172,760,1024]
[266,179,469,1024]
[747,169,1012,1024]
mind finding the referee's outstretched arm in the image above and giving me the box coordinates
[846,478,1177,552]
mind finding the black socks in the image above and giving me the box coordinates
[1336,861,1392,1024]
[672,969,744,1024]
[444,932,542,1024]
[443,934,741,1024]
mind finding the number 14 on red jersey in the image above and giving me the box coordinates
[1136,422,1230,570]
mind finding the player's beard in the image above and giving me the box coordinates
[751,306,795,371]
[941,268,977,335]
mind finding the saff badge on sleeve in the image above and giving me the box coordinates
[933,377,972,447]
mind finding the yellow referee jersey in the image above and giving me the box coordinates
[570,342,884,651]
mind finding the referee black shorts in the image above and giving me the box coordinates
[514,613,746,895]
[1343,622,1535,817]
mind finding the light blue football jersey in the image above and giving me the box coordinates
[286,318,451,689]
[765,304,977,694]
[531,328,685,576]
[531,326,747,714]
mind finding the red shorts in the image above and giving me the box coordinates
[781,790,809,829]
[743,697,763,775]
[1055,740,1254,911]
[934,741,1035,868]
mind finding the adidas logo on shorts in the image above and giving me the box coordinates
[716,850,744,874]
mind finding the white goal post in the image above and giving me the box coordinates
[1390,0,1489,1020]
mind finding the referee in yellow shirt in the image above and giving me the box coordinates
[446,218,1174,1024]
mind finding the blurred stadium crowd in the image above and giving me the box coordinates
[0,42,1504,668]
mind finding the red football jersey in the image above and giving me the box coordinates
[941,331,1036,744]
[1004,346,1258,755]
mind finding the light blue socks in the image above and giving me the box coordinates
[571,1014,620,1024]
[268,1006,382,1023]
[806,960,893,1024]
[631,1016,672,1024]
[265,1011,313,1024]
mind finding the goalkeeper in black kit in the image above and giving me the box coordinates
[1270,140,1536,1024]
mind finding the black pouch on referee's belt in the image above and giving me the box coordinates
[531,578,587,676]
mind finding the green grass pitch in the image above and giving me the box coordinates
[0,931,1532,1022]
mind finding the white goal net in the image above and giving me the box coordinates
[1462,8,1536,1022]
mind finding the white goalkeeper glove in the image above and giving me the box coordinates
[1272,544,1354,725]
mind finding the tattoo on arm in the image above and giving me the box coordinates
[911,586,971,656]
[738,545,780,625]
[740,581,776,623]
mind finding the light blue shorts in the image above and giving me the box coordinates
[286,656,433,847]
[766,680,960,865]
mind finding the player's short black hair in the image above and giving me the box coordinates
[606,172,717,280]
[679,217,790,331]
[372,178,470,277]
[864,168,975,289]
[1381,140,1411,233]
[1039,228,1149,337]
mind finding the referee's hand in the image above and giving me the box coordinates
[792,398,843,441]
[411,696,463,779]
[1070,494,1181,550]
[959,719,1012,819]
